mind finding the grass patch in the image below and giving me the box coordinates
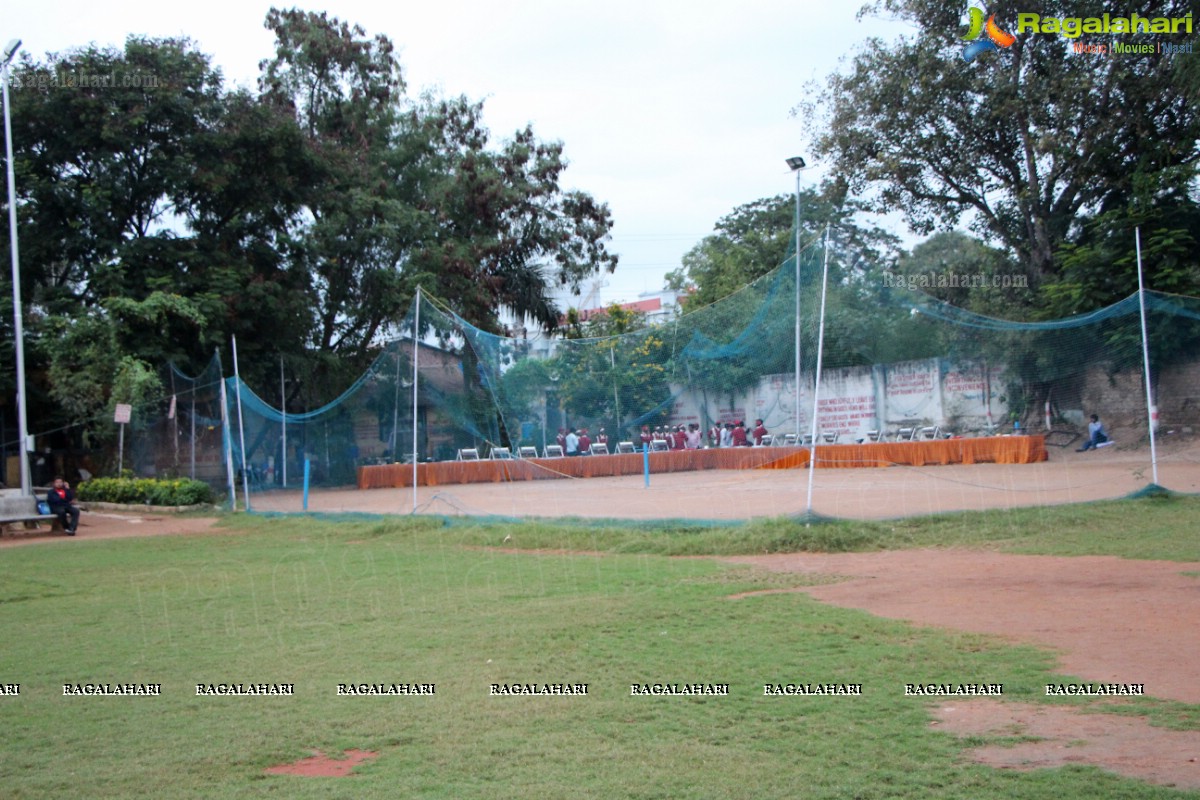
[367,493,1200,561]
[0,513,1195,799]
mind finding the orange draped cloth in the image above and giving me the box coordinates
[358,436,1046,489]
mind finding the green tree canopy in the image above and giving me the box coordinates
[801,0,1200,292]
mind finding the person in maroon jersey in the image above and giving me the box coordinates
[752,419,768,446]
[672,426,687,450]
[731,420,749,447]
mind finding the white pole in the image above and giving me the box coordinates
[232,336,251,511]
[794,169,803,440]
[411,287,421,513]
[805,226,832,516]
[1135,228,1159,486]
[2,43,31,496]
[280,355,287,488]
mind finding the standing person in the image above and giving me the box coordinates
[639,425,653,448]
[708,424,721,448]
[719,423,733,448]
[46,476,80,536]
[597,428,609,450]
[578,428,592,455]
[1076,414,1110,451]
[565,427,580,456]
[673,425,687,450]
[686,423,702,450]
[556,428,567,453]
[752,419,769,446]
[731,420,749,447]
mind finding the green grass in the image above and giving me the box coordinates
[0,498,1196,799]
[392,492,1200,561]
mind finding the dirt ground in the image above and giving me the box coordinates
[251,432,1200,520]
[6,439,1199,787]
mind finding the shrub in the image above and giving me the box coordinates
[76,477,214,506]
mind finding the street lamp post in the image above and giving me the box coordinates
[786,156,807,441]
[2,38,30,496]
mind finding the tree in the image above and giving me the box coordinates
[410,95,618,335]
[666,190,899,311]
[801,0,1200,287]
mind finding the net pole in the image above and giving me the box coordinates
[411,287,421,513]
[219,376,235,510]
[232,335,251,511]
[1135,228,1159,485]
[280,355,287,489]
[805,226,832,516]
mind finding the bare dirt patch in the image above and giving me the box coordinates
[932,700,1200,789]
[721,549,1200,704]
[264,749,378,777]
[0,510,220,547]
[721,548,1200,789]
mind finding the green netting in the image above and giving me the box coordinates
[141,231,1200,518]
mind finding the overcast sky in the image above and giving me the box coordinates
[6,0,909,306]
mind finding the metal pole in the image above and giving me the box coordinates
[280,355,287,488]
[232,336,251,511]
[411,287,421,513]
[1135,228,1159,486]
[794,168,803,440]
[805,226,832,516]
[2,43,31,496]
[219,377,235,510]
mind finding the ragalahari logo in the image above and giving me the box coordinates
[962,2,1016,62]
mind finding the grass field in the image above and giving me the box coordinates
[1,495,1198,799]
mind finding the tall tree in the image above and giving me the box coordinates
[666,190,898,310]
[411,94,618,334]
[801,0,1200,287]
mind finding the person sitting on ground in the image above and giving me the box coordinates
[46,476,80,536]
[1076,414,1110,451]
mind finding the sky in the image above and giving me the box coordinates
[5,0,910,306]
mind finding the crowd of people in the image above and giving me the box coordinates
[550,419,771,455]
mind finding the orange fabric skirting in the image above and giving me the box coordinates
[357,436,1046,489]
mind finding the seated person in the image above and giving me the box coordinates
[46,476,80,535]
[1077,414,1109,451]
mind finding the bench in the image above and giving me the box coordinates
[0,492,65,535]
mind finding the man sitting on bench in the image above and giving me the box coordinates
[47,476,80,536]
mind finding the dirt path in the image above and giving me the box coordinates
[721,548,1200,790]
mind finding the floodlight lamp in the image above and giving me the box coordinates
[2,39,20,65]
[786,156,807,171]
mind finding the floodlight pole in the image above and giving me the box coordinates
[787,156,807,440]
[2,39,31,496]
[804,225,832,517]
[1135,228,1159,486]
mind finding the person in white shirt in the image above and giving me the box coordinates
[565,428,580,456]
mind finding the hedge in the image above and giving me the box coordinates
[76,477,215,506]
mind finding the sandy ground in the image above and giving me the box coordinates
[247,433,1200,520]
